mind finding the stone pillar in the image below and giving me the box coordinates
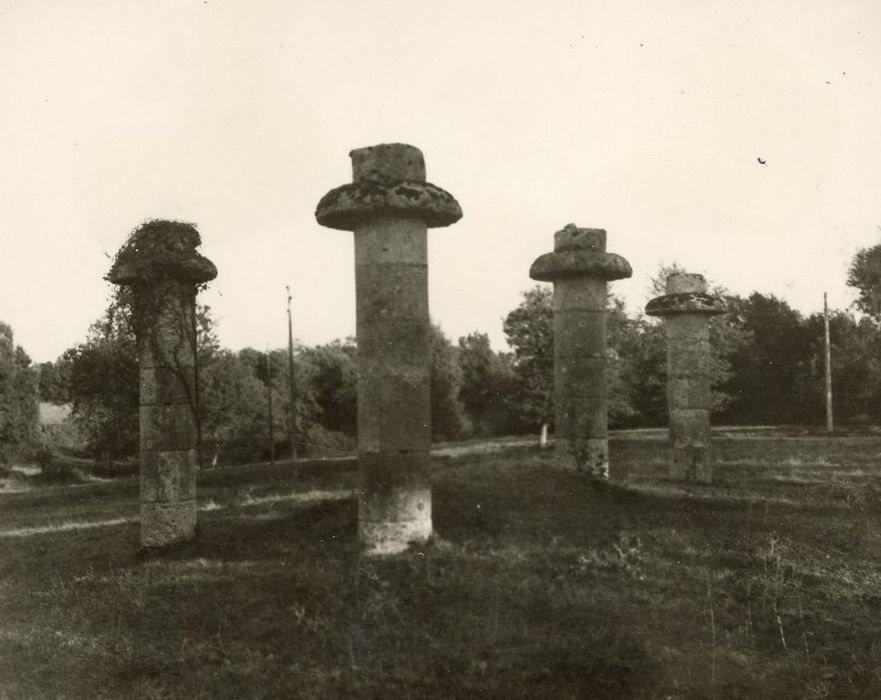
[315,143,462,555]
[646,272,725,482]
[107,221,217,549]
[529,224,632,478]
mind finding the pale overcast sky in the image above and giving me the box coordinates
[1,1,879,363]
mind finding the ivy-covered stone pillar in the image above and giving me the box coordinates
[315,143,462,555]
[529,224,631,478]
[108,221,217,549]
[645,272,725,482]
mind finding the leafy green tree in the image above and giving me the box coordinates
[847,244,881,321]
[802,310,881,425]
[0,322,40,463]
[605,297,643,427]
[66,289,219,459]
[457,332,519,436]
[625,320,667,425]
[502,286,554,432]
[298,340,358,436]
[708,295,752,414]
[720,293,813,424]
[204,346,321,462]
[503,286,645,431]
[36,359,72,404]
[430,324,468,441]
[65,296,139,458]
[199,349,274,464]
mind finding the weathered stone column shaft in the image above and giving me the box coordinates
[355,216,431,552]
[646,272,725,483]
[530,224,631,478]
[316,143,462,555]
[137,281,199,548]
[108,221,216,549]
[553,279,609,465]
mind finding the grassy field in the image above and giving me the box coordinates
[2,433,881,698]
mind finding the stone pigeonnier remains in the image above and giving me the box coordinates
[646,272,725,482]
[108,221,217,549]
[315,143,462,555]
[529,224,632,478]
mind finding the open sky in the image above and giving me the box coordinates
[2,0,879,363]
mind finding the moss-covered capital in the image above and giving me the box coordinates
[106,220,217,286]
[529,224,632,282]
[645,273,725,317]
[645,292,726,317]
[315,143,462,231]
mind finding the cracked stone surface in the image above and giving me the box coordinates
[109,220,216,549]
[529,224,631,478]
[646,272,726,483]
[316,143,461,555]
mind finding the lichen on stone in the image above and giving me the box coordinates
[529,250,633,282]
[315,181,462,231]
[644,292,726,317]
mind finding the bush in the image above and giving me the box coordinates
[40,418,88,456]
[301,423,355,459]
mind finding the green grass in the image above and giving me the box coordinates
[2,434,881,698]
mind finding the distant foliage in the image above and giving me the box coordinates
[298,340,358,437]
[847,244,881,321]
[457,332,519,437]
[55,247,881,464]
[605,296,644,427]
[0,322,40,463]
[66,287,219,459]
[430,324,468,441]
[502,286,555,431]
[719,293,810,424]
[199,349,274,463]
[801,310,881,425]
[36,358,72,404]
[501,285,650,431]
[201,345,326,463]
[64,290,139,457]
[497,265,864,432]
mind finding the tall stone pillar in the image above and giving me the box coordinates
[529,224,632,478]
[108,221,217,549]
[315,143,462,555]
[646,272,725,482]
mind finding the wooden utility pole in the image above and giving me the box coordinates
[266,348,275,464]
[287,286,298,461]
[824,292,833,432]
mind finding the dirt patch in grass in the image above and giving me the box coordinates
[2,435,881,697]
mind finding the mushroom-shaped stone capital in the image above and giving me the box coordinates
[106,220,217,286]
[529,223,632,282]
[645,292,726,317]
[315,143,462,231]
[315,180,462,230]
[529,250,632,282]
[645,272,725,316]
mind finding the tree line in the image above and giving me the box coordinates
[7,245,881,465]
